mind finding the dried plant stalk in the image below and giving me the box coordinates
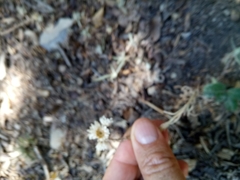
[140,91,197,129]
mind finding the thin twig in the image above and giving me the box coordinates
[93,53,128,81]
[200,137,210,154]
[0,18,33,36]
[139,98,174,116]
[139,91,197,129]
[226,121,231,147]
[33,146,50,180]
[161,93,196,129]
[57,45,72,67]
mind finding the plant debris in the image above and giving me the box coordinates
[0,0,240,179]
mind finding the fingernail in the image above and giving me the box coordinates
[134,119,159,145]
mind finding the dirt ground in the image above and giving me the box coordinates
[1,0,240,179]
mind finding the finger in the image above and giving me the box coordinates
[124,120,169,143]
[131,118,185,180]
[178,160,188,177]
[103,140,140,180]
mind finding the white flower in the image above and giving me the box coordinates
[87,121,110,142]
[96,141,109,151]
[99,116,113,127]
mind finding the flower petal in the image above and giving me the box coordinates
[96,141,109,151]
[100,116,113,126]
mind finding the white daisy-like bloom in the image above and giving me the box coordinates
[99,116,113,127]
[96,141,109,151]
[87,121,110,142]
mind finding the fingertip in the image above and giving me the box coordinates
[134,118,169,143]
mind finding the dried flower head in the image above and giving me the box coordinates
[87,116,113,152]
[87,116,113,151]
[87,121,110,142]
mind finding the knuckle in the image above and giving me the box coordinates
[141,152,176,175]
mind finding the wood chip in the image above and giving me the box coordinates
[92,7,104,28]
[148,14,162,43]
[217,148,235,160]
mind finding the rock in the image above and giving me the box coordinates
[76,77,83,86]
[50,124,67,150]
[223,9,230,16]
[58,65,66,73]
[181,32,191,39]
[13,123,21,130]
[147,86,157,96]
[43,115,54,123]
[184,159,197,172]
[231,10,240,21]
[170,72,177,79]
[78,164,93,173]
[37,89,50,97]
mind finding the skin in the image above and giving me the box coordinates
[103,118,188,180]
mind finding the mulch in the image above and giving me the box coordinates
[0,0,240,179]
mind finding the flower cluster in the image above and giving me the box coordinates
[87,116,113,151]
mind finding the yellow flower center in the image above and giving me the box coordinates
[96,128,104,138]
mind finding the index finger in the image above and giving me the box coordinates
[103,139,140,180]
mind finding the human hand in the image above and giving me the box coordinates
[103,118,188,180]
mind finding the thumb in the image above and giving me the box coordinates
[131,118,185,180]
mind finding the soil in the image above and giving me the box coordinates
[0,0,240,179]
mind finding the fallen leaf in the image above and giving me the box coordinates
[92,7,104,28]
[39,18,73,67]
[39,18,74,51]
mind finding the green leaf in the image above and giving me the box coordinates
[227,88,240,101]
[203,83,227,101]
[224,88,240,112]
[224,98,238,112]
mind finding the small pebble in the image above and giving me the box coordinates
[43,115,54,123]
[223,9,230,16]
[170,72,177,79]
[58,65,67,73]
[147,86,157,96]
[50,124,67,150]
[171,13,180,20]
[76,78,83,86]
[37,89,50,97]
[181,32,191,39]
[13,123,21,130]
